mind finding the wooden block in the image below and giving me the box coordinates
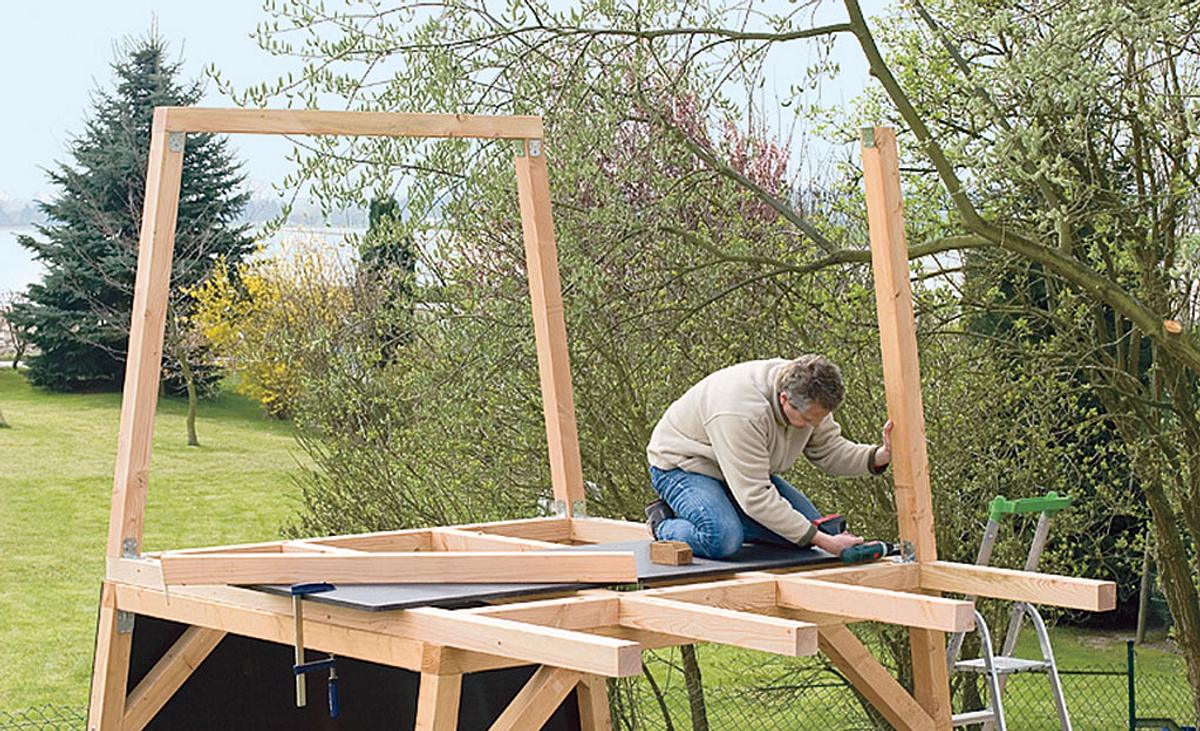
[649,541,692,565]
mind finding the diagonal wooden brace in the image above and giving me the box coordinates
[122,626,225,731]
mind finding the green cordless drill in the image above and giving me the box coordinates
[840,540,905,564]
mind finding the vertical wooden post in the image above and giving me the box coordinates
[514,141,587,514]
[89,582,135,731]
[576,674,612,731]
[861,126,952,726]
[414,672,463,731]
[89,109,185,730]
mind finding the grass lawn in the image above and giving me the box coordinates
[0,369,303,710]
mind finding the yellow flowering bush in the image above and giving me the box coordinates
[191,237,354,417]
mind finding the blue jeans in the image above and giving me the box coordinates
[649,467,822,559]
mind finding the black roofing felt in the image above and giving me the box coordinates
[254,540,837,612]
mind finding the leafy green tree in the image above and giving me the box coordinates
[215,4,1138,724]
[12,32,253,403]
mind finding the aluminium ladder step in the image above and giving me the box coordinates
[952,709,998,726]
[955,656,1051,674]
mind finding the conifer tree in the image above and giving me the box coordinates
[12,32,252,392]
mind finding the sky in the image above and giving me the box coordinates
[0,1,879,203]
[1,2,296,201]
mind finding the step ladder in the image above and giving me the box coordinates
[947,492,1074,731]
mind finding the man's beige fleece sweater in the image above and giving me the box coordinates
[646,358,878,545]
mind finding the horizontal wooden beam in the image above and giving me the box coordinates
[113,583,433,670]
[784,561,920,589]
[111,580,640,677]
[920,561,1117,612]
[159,550,638,585]
[162,108,544,139]
[408,608,642,677]
[466,595,620,629]
[618,595,818,656]
[568,517,650,544]
[640,576,777,610]
[305,529,433,552]
[776,576,975,632]
[455,517,572,542]
[430,528,564,552]
[155,539,287,555]
[282,541,365,555]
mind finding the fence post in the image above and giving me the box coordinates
[1127,639,1136,731]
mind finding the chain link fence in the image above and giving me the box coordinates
[613,642,1194,731]
[2,642,1193,730]
[0,706,84,730]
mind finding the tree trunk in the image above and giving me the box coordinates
[639,661,676,731]
[0,408,9,428]
[1135,529,1152,644]
[173,338,200,447]
[11,341,24,368]
[1143,480,1200,725]
[680,644,708,731]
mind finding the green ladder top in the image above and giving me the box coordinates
[988,492,1073,523]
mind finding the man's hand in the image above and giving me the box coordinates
[874,419,894,469]
[811,531,865,557]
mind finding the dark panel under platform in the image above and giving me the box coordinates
[257,540,837,611]
[128,614,582,730]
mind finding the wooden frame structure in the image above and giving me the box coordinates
[87,110,1115,730]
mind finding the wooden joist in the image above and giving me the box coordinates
[158,550,638,585]
[618,595,817,656]
[569,517,651,544]
[430,527,564,552]
[777,575,975,632]
[920,561,1117,612]
[464,595,620,629]
[456,517,572,542]
[640,576,777,610]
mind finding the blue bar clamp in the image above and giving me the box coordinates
[290,582,340,718]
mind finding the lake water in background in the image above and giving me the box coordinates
[0,225,363,295]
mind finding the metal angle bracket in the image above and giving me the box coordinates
[122,537,139,559]
[527,138,543,157]
[550,499,588,518]
[168,131,186,153]
[861,127,877,148]
[116,610,135,634]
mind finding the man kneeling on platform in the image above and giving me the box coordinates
[645,355,892,559]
